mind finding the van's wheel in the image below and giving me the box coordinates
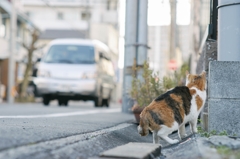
[103,91,111,107]
[43,95,51,106]
[57,97,69,107]
[63,100,69,106]
[94,96,103,107]
[102,98,109,107]
[102,95,110,107]
[58,99,63,106]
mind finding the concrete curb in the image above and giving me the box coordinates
[92,132,240,159]
[100,142,161,159]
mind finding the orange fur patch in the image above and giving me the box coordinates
[141,101,175,129]
[190,89,196,95]
[195,95,203,110]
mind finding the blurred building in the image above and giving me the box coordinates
[20,0,119,59]
[148,25,190,78]
[190,0,210,73]
[147,0,211,77]
[0,0,39,99]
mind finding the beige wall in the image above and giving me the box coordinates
[90,23,118,54]
[0,59,18,99]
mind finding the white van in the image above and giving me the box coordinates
[34,39,116,107]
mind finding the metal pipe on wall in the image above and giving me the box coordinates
[218,0,240,61]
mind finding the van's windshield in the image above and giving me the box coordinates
[43,45,95,64]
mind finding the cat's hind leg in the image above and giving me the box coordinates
[190,119,198,133]
[157,124,179,144]
[178,124,187,140]
[160,135,179,144]
[152,130,159,144]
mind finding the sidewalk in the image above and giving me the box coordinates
[92,119,240,159]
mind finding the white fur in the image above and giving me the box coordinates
[137,125,142,134]
[153,86,206,145]
[152,121,180,144]
[185,74,190,85]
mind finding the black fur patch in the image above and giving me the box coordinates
[154,86,192,124]
[149,110,164,125]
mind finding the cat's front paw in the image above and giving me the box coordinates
[170,139,179,144]
[181,134,188,138]
[192,129,198,134]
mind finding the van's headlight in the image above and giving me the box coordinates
[37,70,51,77]
[81,72,96,79]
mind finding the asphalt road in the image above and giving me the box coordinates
[0,101,152,159]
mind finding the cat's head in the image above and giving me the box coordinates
[185,71,206,91]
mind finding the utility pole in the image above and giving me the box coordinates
[169,0,177,60]
[122,0,138,113]
[8,0,16,103]
[137,0,148,68]
[122,0,148,113]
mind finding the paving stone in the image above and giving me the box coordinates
[161,135,222,159]
[100,142,161,159]
[209,136,240,150]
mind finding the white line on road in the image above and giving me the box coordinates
[0,108,121,119]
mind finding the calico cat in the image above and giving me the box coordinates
[138,71,206,144]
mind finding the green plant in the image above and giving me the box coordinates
[130,60,163,108]
[216,146,240,159]
[198,119,203,123]
[219,130,228,136]
[130,60,189,108]
[197,126,228,138]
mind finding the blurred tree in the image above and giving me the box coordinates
[19,29,43,101]
[190,0,201,73]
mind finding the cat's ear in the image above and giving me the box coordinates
[185,70,190,76]
[201,70,206,77]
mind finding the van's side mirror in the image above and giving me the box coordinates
[99,52,104,58]
[37,58,41,62]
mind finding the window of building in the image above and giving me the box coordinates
[81,12,91,21]
[0,25,5,38]
[57,12,64,20]
[0,18,6,38]
[106,0,117,10]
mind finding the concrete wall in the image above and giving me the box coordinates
[196,39,217,131]
[208,61,240,136]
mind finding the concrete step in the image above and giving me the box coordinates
[90,142,161,159]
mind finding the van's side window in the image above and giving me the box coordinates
[99,52,105,59]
